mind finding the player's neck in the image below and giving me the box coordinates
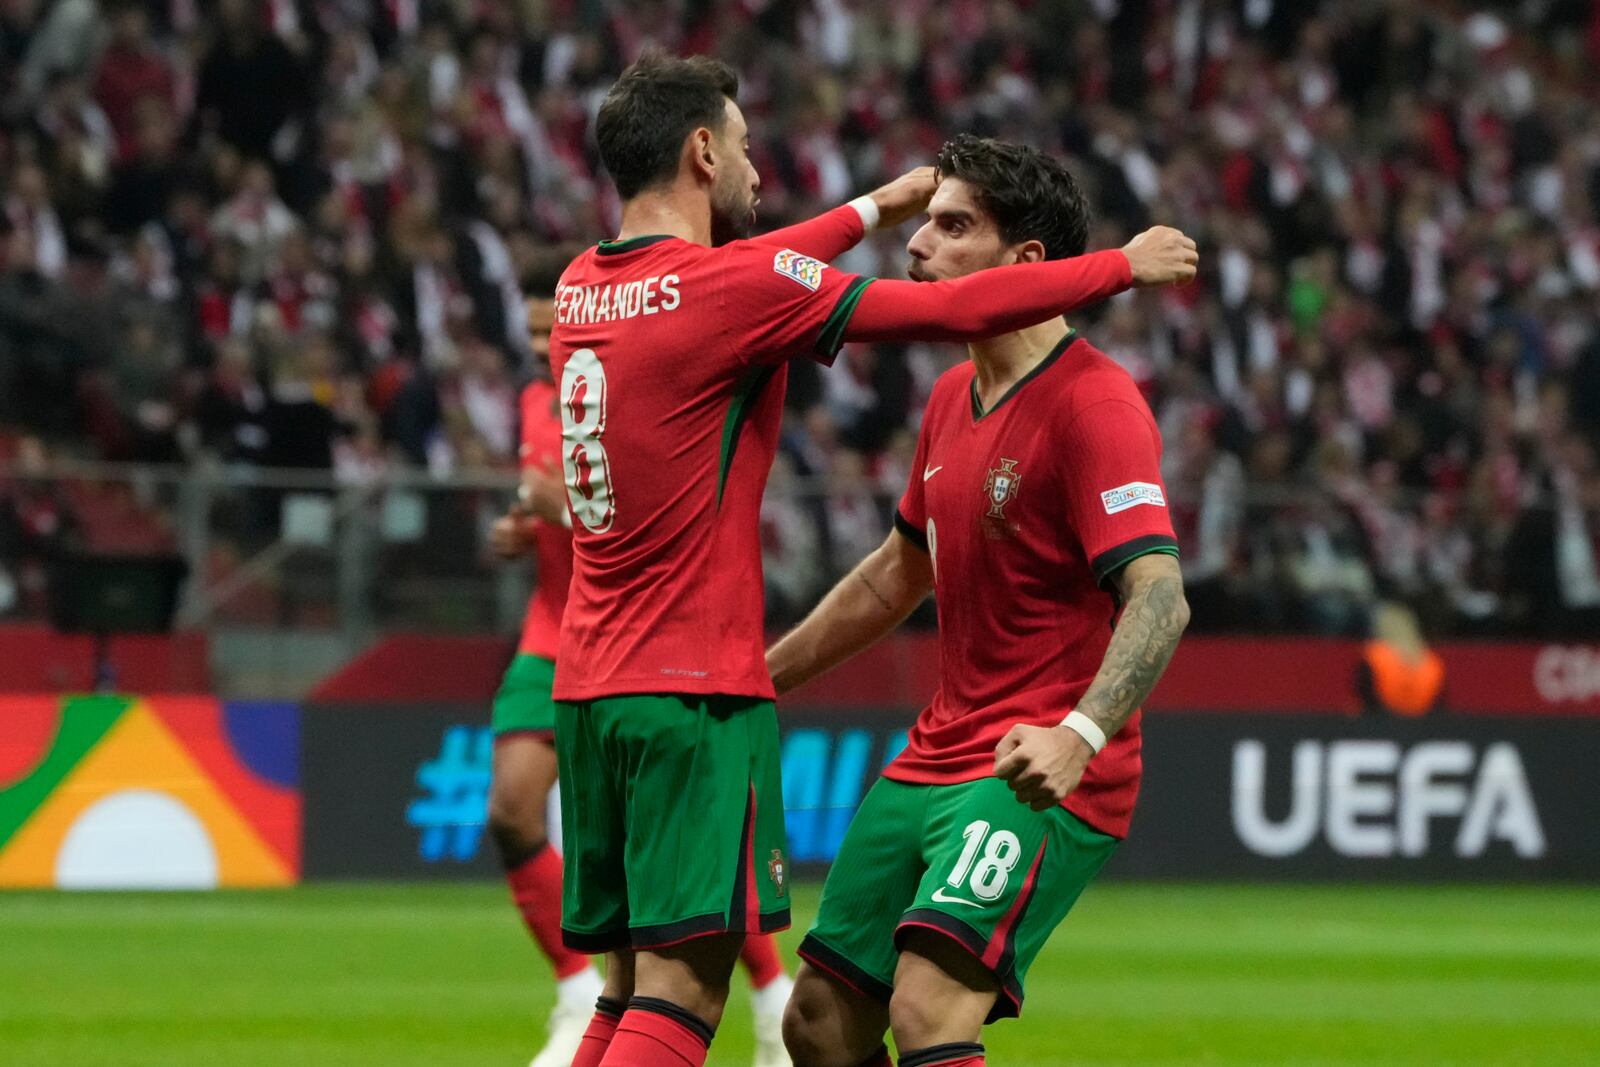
[967,318,1070,409]
[616,186,712,247]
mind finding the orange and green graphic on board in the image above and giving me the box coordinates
[0,695,300,889]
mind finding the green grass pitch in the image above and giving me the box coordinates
[4,882,1598,1066]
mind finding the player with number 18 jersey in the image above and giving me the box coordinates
[800,331,1177,1018]
[769,138,1197,1066]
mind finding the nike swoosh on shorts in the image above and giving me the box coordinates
[930,887,982,908]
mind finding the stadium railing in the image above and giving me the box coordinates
[0,458,1578,645]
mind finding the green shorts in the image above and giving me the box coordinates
[554,693,791,952]
[800,776,1117,1021]
[492,654,557,736]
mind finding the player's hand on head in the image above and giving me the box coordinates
[1120,225,1199,287]
[868,166,939,229]
[994,723,1094,811]
[489,514,527,559]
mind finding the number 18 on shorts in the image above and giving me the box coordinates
[799,775,1118,1021]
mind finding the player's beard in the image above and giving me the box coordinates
[710,176,757,246]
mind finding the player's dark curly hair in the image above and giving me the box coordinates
[935,134,1091,261]
[595,51,740,200]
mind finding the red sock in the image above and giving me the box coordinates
[740,933,786,990]
[570,998,625,1067]
[506,847,590,979]
[598,999,713,1067]
[898,1043,985,1067]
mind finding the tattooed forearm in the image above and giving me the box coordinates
[1075,572,1190,738]
[856,571,894,612]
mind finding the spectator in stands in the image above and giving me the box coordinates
[1166,407,1245,628]
[821,449,885,580]
[0,436,81,617]
[4,162,67,279]
[93,1,176,164]
[761,452,824,626]
[0,0,1597,636]
[210,161,299,284]
[193,0,310,161]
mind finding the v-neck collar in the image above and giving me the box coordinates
[595,234,676,255]
[969,329,1078,422]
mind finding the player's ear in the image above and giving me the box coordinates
[1007,239,1047,266]
[687,127,717,183]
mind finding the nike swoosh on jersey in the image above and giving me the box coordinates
[923,465,943,481]
[930,886,982,908]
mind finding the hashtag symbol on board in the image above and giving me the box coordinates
[405,726,493,862]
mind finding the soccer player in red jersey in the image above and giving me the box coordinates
[486,295,603,1067]
[548,54,1196,1067]
[767,136,1196,1067]
[486,296,801,1067]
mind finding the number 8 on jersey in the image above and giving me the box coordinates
[560,347,615,533]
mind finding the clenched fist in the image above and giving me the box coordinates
[520,459,568,524]
[1120,226,1199,287]
[868,166,939,229]
[489,512,530,560]
[994,723,1096,811]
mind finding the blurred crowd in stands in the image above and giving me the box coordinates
[2,0,1599,637]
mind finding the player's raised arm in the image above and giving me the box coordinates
[843,225,1197,343]
[766,527,933,695]
[750,167,938,261]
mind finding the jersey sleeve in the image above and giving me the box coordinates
[716,242,872,367]
[1058,397,1179,588]
[746,204,866,262]
[842,250,1131,344]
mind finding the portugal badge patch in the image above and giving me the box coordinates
[767,849,787,898]
[983,458,1021,519]
[773,249,825,291]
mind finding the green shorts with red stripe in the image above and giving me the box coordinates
[554,692,790,952]
[799,775,1117,1021]
[491,653,558,736]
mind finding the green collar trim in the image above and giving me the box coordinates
[969,329,1078,421]
[596,234,676,255]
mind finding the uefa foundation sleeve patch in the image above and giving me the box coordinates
[773,249,825,291]
[1100,481,1166,514]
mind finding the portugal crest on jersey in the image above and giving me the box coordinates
[767,849,787,898]
[983,458,1021,519]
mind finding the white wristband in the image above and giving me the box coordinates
[847,195,880,231]
[1060,711,1107,755]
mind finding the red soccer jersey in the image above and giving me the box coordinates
[516,379,573,660]
[889,331,1179,838]
[548,234,869,701]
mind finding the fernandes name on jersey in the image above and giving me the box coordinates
[549,236,869,701]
